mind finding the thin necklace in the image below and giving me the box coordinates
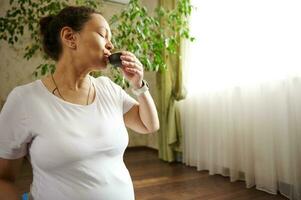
[51,74,92,105]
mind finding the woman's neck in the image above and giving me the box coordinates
[53,57,92,91]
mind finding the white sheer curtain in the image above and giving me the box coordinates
[179,0,301,199]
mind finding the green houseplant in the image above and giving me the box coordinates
[0,0,194,88]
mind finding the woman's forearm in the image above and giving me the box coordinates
[0,179,19,200]
[137,91,160,132]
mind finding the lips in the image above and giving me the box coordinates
[103,53,111,65]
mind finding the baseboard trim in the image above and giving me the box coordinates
[126,146,158,152]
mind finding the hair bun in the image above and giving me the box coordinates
[38,6,99,61]
[39,15,55,36]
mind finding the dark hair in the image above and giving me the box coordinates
[39,6,101,61]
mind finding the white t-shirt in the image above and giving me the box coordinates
[0,76,138,200]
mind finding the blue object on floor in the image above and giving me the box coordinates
[22,192,28,200]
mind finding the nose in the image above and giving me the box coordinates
[105,40,114,52]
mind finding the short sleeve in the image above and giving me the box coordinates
[103,77,139,114]
[0,88,31,159]
[120,86,139,114]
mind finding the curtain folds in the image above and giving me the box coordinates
[157,0,186,162]
[180,0,301,199]
[180,77,301,199]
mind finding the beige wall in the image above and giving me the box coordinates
[0,0,159,149]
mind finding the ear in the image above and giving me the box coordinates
[60,26,77,49]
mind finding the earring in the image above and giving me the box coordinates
[71,43,76,49]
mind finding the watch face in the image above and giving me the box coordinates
[143,80,149,88]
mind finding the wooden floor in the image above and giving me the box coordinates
[16,147,288,200]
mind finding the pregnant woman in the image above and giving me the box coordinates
[0,6,159,200]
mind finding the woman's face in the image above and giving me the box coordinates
[72,14,114,70]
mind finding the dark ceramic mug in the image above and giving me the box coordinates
[108,52,122,67]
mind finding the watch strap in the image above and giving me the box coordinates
[131,80,149,96]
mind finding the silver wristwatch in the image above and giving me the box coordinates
[131,80,149,96]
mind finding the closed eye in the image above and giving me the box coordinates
[98,33,105,38]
